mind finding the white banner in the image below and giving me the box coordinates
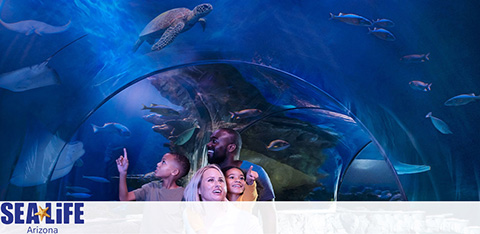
[1,202,480,234]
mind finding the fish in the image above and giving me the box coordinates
[0,34,87,92]
[313,186,326,192]
[280,105,297,109]
[425,112,453,134]
[379,191,392,200]
[164,119,198,132]
[444,93,480,106]
[229,109,262,120]
[389,194,403,201]
[83,176,110,183]
[368,27,396,41]
[66,186,91,193]
[66,192,91,199]
[329,13,372,26]
[142,104,180,116]
[50,141,85,181]
[103,142,124,163]
[373,18,395,27]
[152,124,175,135]
[296,132,319,142]
[266,139,290,151]
[317,168,330,178]
[142,113,167,125]
[169,124,200,145]
[409,81,432,92]
[92,123,131,137]
[400,53,430,63]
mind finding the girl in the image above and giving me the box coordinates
[222,165,258,201]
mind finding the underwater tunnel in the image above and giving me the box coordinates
[3,61,406,201]
[1,0,479,201]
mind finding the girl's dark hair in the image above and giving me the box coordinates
[221,166,246,178]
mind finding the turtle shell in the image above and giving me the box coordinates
[139,8,190,38]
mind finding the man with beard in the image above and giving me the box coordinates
[206,128,275,201]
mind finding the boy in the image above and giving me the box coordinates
[116,148,190,201]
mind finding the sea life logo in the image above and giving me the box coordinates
[1,202,84,233]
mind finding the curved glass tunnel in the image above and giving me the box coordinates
[4,62,406,201]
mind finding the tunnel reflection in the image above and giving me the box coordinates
[9,62,406,201]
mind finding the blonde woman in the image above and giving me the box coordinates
[183,164,227,201]
[183,165,262,233]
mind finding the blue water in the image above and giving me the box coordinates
[0,0,479,201]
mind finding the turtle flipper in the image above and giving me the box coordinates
[152,22,184,51]
[199,18,206,31]
[146,38,156,45]
[132,38,144,53]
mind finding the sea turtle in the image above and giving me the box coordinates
[132,3,213,52]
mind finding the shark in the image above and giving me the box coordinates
[0,0,70,35]
[0,34,87,92]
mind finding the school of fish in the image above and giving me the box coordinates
[330,11,477,136]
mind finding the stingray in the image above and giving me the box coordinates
[390,159,431,175]
[0,19,71,36]
[10,121,85,187]
[0,0,70,35]
[0,34,87,92]
[50,141,85,181]
[348,159,430,179]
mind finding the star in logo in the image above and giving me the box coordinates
[35,206,50,221]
